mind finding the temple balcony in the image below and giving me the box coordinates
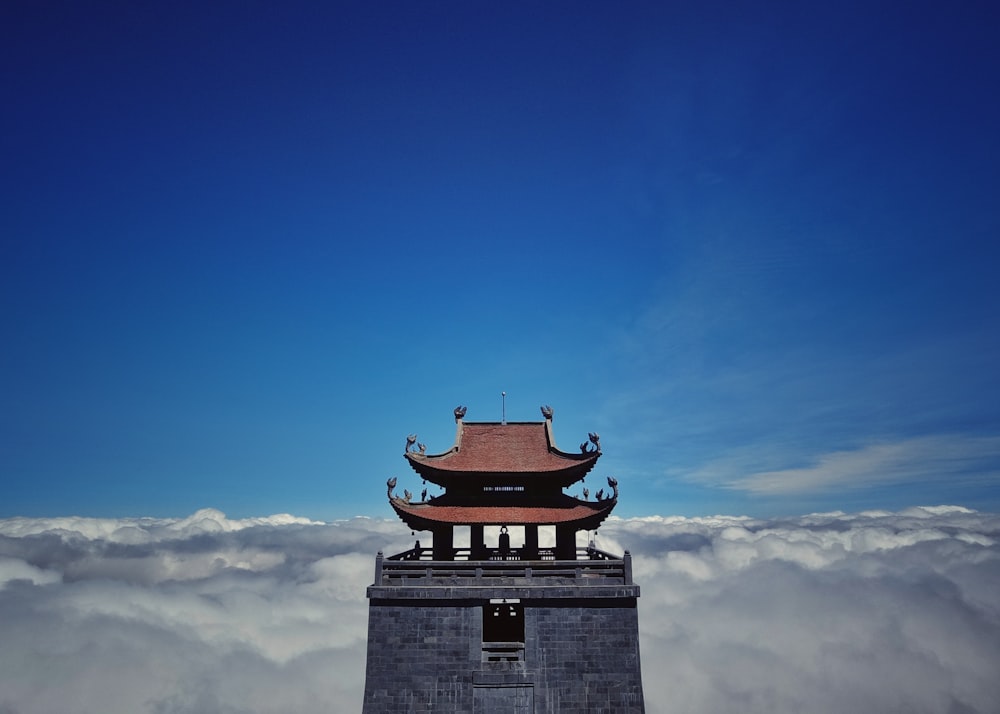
[373,546,635,587]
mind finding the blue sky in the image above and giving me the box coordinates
[2,1,999,520]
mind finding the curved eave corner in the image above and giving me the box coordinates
[403,447,455,468]
[543,416,602,462]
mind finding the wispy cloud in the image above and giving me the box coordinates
[686,434,1000,496]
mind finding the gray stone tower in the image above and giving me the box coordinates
[362,406,645,713]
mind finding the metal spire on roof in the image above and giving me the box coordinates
[501,391,506,425]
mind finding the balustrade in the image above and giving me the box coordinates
[375,547,632,586]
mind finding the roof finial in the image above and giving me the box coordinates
[501,391,506,425]
[540,405,554,420]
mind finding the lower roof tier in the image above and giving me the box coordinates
[388,494,616,531]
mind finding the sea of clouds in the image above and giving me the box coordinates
[1,506,998,713]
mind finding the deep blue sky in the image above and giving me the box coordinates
[2,1,999,520]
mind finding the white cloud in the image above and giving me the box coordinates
[600,508,1000,714]
[1,507,999,713]
[0,556,61,589]
[0,507,322,542]
[687,434,1000,495]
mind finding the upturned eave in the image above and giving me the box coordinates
[388,494,617,531]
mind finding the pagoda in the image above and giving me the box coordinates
[361,405,645,713]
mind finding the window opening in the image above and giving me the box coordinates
[482,600,525,662]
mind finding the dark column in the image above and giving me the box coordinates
[471,524,486,560]
[523,525,539,560]
[555,525,576,560]
[432,526,454,561]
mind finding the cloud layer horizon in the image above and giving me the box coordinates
[2,506,998,713]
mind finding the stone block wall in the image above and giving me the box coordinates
[362,598,480,712]
[362,586,644,713]
[526,598,644,713]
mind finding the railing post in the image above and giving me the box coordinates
[623,549,633,585]
[374,551,384,585]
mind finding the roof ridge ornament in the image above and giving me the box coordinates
[580,432,600,454]
[454,405,467,422]
[405,434,426,455]
[540,405,554,420]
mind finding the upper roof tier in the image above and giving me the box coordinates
[404,406,600,488]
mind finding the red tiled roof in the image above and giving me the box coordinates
[389,495,616,529]
[406,422,598,478]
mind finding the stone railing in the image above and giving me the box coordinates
[374,547,633,587]
[387,545,620,562]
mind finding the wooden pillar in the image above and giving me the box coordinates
[470,524,486,560]
[555,525,576,560]
[523,525,539,560]
[432,526,453,561]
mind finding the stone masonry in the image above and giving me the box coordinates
[361,556,645,713]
